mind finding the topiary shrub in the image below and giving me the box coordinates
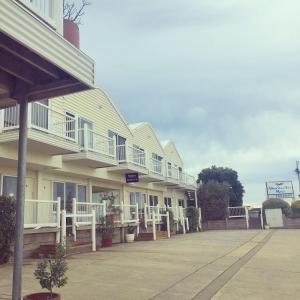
[185,207,199,232]
[291,200,300,215]
[0,196,16,264]
[263,198,291,216]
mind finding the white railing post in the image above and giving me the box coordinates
[199,208,202,231]
[56,197,61,244]
[91,209,96,252]
[152,210,157,241]
[103,201,107,223]
[166,211,170,238]
[27,103,32,129]
[61,209,67,244]
[0,109,4,131]
[245,206,249,229]
[186,218,190,232]
[72,198,77,241]
[144,204,148,229]
[113,135,117,158]
[83,123,89,151]
[74,114,78,143]
[260,207,264,229]
[120,202,124,225]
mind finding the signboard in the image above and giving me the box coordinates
[265,181,294,199]
[126,173,139,183]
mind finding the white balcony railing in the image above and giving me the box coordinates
[79,125,116,158]
[185,174,196,186]
[0,103,77,142]
[167,164,179,180]
[117,144,146,167]
[19,0,60,31]
[150,158,164,175]
[76,201,107,224]
[24,199,60,229]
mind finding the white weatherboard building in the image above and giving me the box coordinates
[0,88,197,253]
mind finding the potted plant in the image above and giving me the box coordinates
[23,244,67,300]
[100,215,115,247]
[125,226,135,243]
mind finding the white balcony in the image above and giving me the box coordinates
[0,0,95,108]
[63,125,118,168]
[108,144,148,175]
[140,157,165,183]
[178,172,197,190]
[0,102,80,155]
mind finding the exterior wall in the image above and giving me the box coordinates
[130,123,165,158]
[53,89,133,143]
[163,141,184,168]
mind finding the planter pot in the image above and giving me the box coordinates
[126,233,135,243]
[102,238,113,247]
[265,225,270,230]
[63,19,80,48]
[23,293,60,300]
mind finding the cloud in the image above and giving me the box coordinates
[79,0,300,203]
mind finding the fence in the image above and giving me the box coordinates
[228,206,249,229]
[24,199,60,230]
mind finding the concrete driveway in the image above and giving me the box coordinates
[0,230,299,300]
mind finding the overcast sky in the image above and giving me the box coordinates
[78,0,300,203]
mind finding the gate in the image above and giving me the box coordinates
[265,208,283,228]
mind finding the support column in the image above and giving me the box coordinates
[12,97,28,300]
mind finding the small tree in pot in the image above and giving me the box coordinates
[24,244,68,300]
[125,226,135,243]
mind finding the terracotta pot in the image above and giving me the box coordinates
[63,19,80,48]
[23,293,60,300]
[102,238,113,247]
[108,214,115,225]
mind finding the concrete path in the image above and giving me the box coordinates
[0,230,299,300]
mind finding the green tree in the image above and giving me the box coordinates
[198,181,230,221]
[197,166,244,206]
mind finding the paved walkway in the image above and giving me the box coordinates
[0,230,299,300]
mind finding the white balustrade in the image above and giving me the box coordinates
[24,199,60,229]
[0,102,77,142]
[79,125,116,158]
[116,144,146,167]
[150,158,163,175]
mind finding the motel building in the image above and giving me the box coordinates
[0,0,198,264]
[0,88,198,254]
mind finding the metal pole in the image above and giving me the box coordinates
[296,161,300,198]
[12,97,28,300]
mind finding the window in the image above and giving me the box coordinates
[77,185,87,202]
[31,99,49,129]
[2,176,17,196]
[167,162,172,177]
[53,182,87,211]
[149,195,158,206]
[66,112,76,139]
[178,199,185,207]
[130,192,146,209]
[53,182,65,209]
[133,145,145,165]
[109,131,127,161]
[164,197,172,207]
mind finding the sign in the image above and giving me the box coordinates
[265,181,294,199]
[126,173,139,183]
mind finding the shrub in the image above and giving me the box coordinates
[263,198,291,215]
[162,209,175,232]
[291,200,300,215]
[34,244,68,298]
[185,207,199,232]
[0,196,16,264]
[198,181,230,221]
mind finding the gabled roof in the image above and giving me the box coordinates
[161,140,184,166]
[96,87,133,137]
[129,122,165,154]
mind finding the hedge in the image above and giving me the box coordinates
[0,196,16,264]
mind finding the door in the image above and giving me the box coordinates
[65,182,76,213]
[265,208,283,228]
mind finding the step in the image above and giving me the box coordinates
[31,242,93,258]
[137,232,154,241]
[157,231,169,239]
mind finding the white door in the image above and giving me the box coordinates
[265,208,283,228]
